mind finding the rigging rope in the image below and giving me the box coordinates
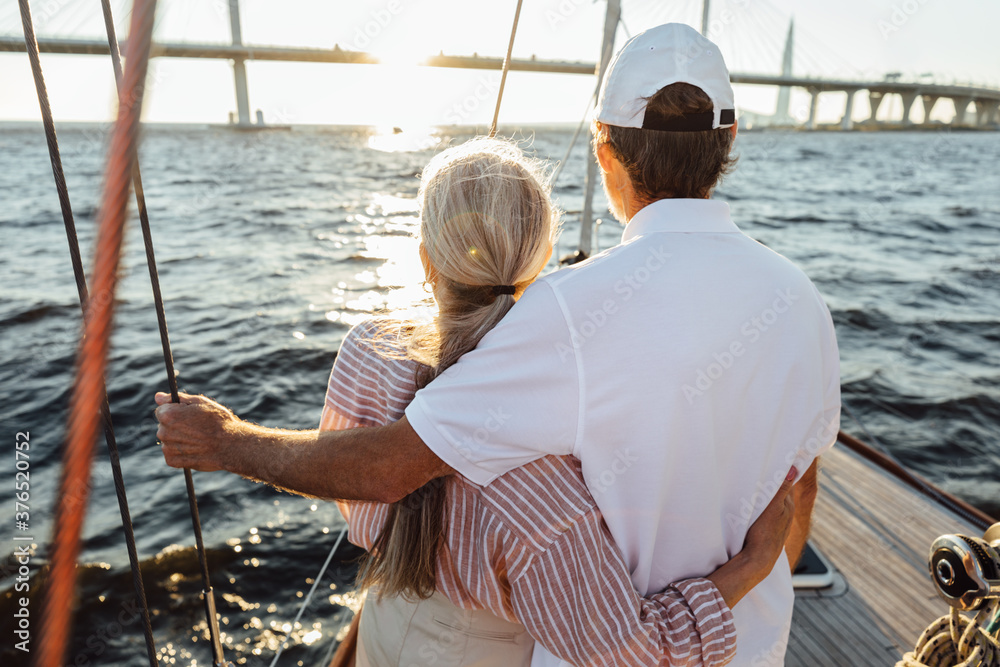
[897,600,1000,667]
[489,0,524,137]
[96,0,229,662]
[268,526,348,667]
[16,1,157,666]
[548,88,598,189]
[33,0,158,664]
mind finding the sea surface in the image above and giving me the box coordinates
[1,124,998,666]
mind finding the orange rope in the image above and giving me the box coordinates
[34,0,158,665]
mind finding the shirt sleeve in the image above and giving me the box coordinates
[405,280,581,486]
[320,321,405,546]
[508,511,737,667]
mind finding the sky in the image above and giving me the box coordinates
[1,0,998,126]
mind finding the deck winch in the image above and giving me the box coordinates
[897,523,1000,665]
[930,522,1000,612]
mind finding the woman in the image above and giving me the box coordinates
[323,138,794,666]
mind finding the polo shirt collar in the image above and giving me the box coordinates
[621,199,740,242]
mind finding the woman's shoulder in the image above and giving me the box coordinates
[344,316,407,345]
[327,317,422,425]
[341,317,417,365]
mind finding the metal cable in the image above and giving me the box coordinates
[268,526,348,667]
[489,0,525,137]
[33,0,158,664]
[96,0,228,662]
[16,1,157,666]
[548,88,597,189]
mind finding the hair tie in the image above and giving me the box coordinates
[492,285,516,296]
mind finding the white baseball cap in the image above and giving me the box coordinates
[595,23,736,132]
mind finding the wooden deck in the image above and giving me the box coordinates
[787,443,983,665]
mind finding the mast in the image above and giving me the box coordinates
[578,0,620,256]
[701,0,711,36]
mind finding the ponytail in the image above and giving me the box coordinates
[358,138,558,600]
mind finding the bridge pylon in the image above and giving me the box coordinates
[840,89,858,130]
[952,97,973,125]
[920,95,939,123]
[228,0,253,127]
[773,19,794,124]
[867,91,886,124]
[900,91,917,124]
[975,100,998,127]
[805,87,820,130]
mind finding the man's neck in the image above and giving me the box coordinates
[622,193,713,223]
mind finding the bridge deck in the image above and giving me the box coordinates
[787,443,979,665]
[1,36,998,102]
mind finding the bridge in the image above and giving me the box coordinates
[3,0,998,130]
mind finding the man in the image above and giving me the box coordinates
[157,23,839,665]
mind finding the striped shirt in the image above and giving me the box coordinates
[321,320,737,667]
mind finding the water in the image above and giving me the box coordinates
[1,124,998,666]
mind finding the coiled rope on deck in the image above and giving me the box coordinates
[897,600,1000,667]
[32,0,158,664]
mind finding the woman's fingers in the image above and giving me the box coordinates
[771,467,797,538]
[744,466,798,558]
[782,466,798,489]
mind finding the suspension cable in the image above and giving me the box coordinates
[489,0,525,137]
[33,0,158,664]
[16,2,158,666]
[95,1,229,663]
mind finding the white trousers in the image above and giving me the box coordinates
[356,589,534,667]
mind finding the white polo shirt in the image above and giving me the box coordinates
[405,198,841,666]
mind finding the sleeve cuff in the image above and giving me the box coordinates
[673,577,737,663]
[405,393,499,487]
